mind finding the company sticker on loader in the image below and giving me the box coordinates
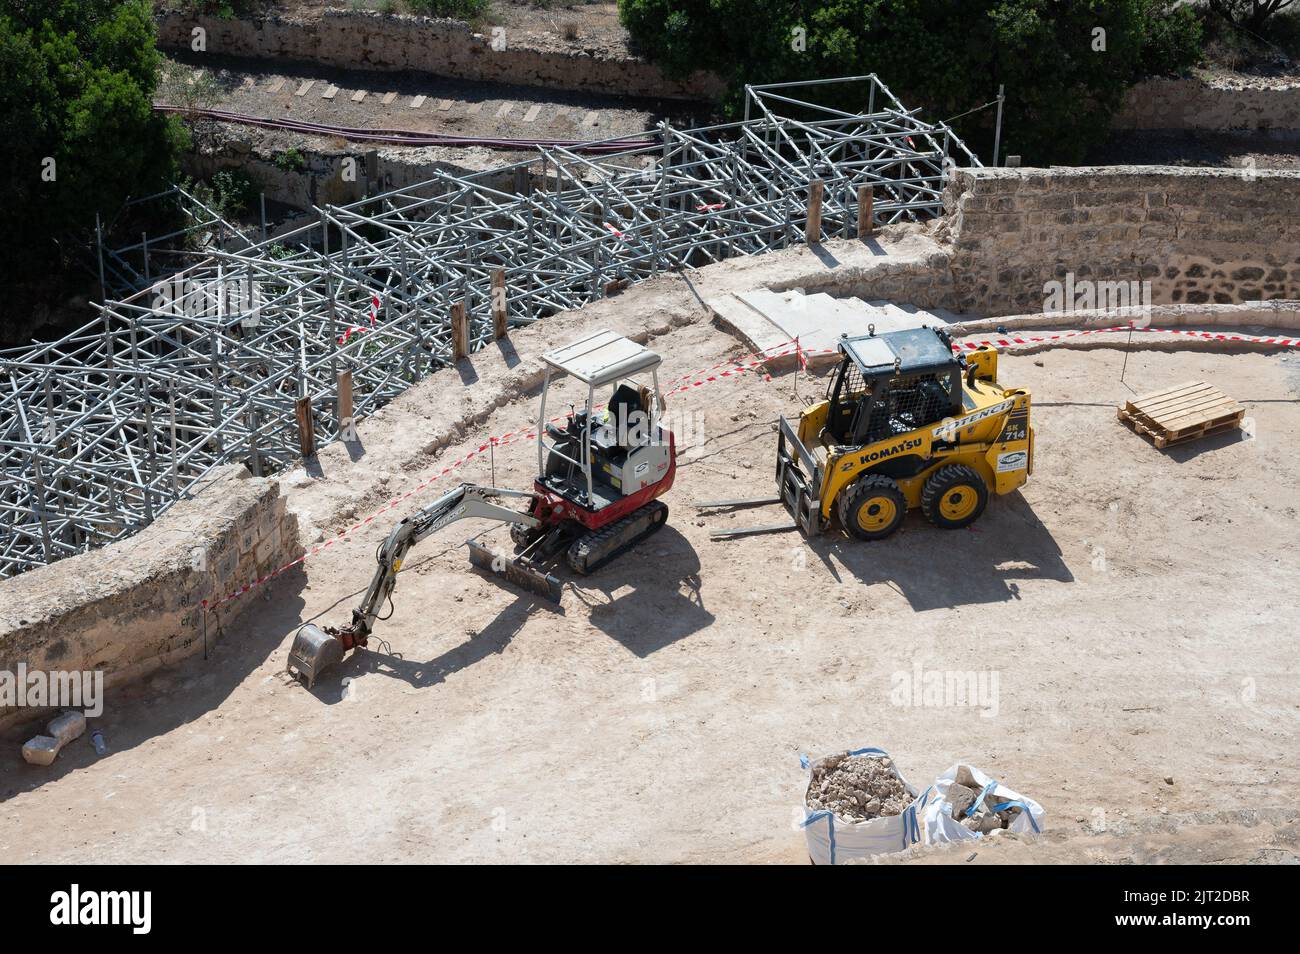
[996,450,1028,472]
[933,399,1014,439]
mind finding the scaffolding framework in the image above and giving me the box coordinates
[0,77,977,578]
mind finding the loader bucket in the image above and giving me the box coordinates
[466,540,563,603]
[286,624,346,688]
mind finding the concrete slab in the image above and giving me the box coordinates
[467,102,484,115]
[351,89,367,103]
[268,77,286,93]
[522,104,542,123]
[495,102,513,119]
[409,95,426,109]
[295,80,314,97]
[705,293,793,366]
[382,91,397,106]
[321,85,339,100]
[706,288,956,369]
[437,99,453,111]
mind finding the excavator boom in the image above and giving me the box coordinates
[286,483,560,688]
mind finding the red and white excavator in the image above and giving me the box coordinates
[286,330,677,688]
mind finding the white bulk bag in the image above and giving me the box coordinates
[913,762,1045,845]
[799,746,921,865]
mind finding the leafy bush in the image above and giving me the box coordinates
[1209,1,1297,33]
[210,168,260,217]
[618,0,1204,165]
[0,0,185,331]
[273,147,308,172]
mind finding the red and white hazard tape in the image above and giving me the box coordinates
[201,323,1297,611]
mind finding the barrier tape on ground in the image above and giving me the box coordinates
[200,340,794,612]
[201,323,1296,612]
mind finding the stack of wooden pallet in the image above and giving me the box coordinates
[1117,381,1244,449]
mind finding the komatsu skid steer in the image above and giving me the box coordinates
[287,330,676,688]
[701,325,1032,540]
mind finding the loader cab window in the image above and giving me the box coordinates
[827,358,873,444]
[827,361,959,446]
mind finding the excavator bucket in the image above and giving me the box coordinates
[466,540,563,603]
[286,624,346,689]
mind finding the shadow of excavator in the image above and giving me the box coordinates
[566,525,712,657]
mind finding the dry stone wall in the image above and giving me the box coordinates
[0,466,299,729]
[1115,76,1300,135]
[156,9,723,102]
[940,166,1300,315]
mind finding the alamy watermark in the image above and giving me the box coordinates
[1043,272,1152,327]
[0,663,103,717]
[50,885,150,934]
[890,659,999,718]
[152,275,263,324]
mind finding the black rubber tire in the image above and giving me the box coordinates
[838,474,907,541]
[920,463,988,530]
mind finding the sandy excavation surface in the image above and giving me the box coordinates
[2,249,1298,863]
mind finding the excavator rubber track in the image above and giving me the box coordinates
[566,501,668,575]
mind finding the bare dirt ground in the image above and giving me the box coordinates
[3,242,1298,863]
[173,1,633,55]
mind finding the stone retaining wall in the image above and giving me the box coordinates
[1116,76,1300,135]
[0,466,299,729]
[940,165,1300,315]
[156,9,722,102]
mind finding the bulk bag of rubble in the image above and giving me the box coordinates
[913,763,1045,845]
[799,746,921,865]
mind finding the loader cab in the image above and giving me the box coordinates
[825,326,962,447]
[537,330,672,510]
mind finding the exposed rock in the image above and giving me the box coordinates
[805,753,910,822]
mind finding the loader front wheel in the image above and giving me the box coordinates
[921,464,988,530]
[839,474,907,541]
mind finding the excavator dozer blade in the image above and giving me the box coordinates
[466,540,563,604]
[286,624,346,689]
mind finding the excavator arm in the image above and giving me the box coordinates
[285,483,553,688]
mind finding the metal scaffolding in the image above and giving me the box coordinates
[0,76,977,579]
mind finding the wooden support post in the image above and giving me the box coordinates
[295,396,315,458]
[247,406,262,477]
[451,300,469,361]
[858,185,875,239]
[805,179,824,245]
[490,269,508,340]
[337,370,354,440]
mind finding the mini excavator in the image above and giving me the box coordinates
[287,330,676,688]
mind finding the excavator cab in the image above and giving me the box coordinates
[534,330,673,511]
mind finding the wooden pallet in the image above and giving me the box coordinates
[1116,381,1243,449]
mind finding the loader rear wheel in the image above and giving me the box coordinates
[921,464,988,530]
[838,474,907,541]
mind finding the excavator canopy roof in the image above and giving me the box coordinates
[542,329,662,386]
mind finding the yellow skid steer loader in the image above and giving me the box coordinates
[701,325,1032,539]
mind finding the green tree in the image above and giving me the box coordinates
[619,0,1202,164]
[0,0,185,333]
